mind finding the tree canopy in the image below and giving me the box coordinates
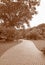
[0,0,40,42]
[0,0,40,28]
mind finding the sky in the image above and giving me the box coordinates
[30,0,45,27]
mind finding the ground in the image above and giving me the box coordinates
[0,40,22,56]
[0,40,45,65]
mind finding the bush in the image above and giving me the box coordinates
[0,25,15,42]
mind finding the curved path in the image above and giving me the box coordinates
[0,40,45,65]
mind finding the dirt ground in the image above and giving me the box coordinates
[0,40,22,57]
[0,40,45,65]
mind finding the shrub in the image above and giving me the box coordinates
[0,25,15,42]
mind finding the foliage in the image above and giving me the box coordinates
[0,25,16,42]
[25,24,45,40]
[0,0,40,28]
[11,24,45,40]
[0,0,40,42]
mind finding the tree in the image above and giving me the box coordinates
[1,0,13,3]
[25,24,45,40]
[0,0,40,41]
[0,0,40,28]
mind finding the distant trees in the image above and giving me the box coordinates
[25,24,45,40]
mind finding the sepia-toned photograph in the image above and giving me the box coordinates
[0,0,45,65]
